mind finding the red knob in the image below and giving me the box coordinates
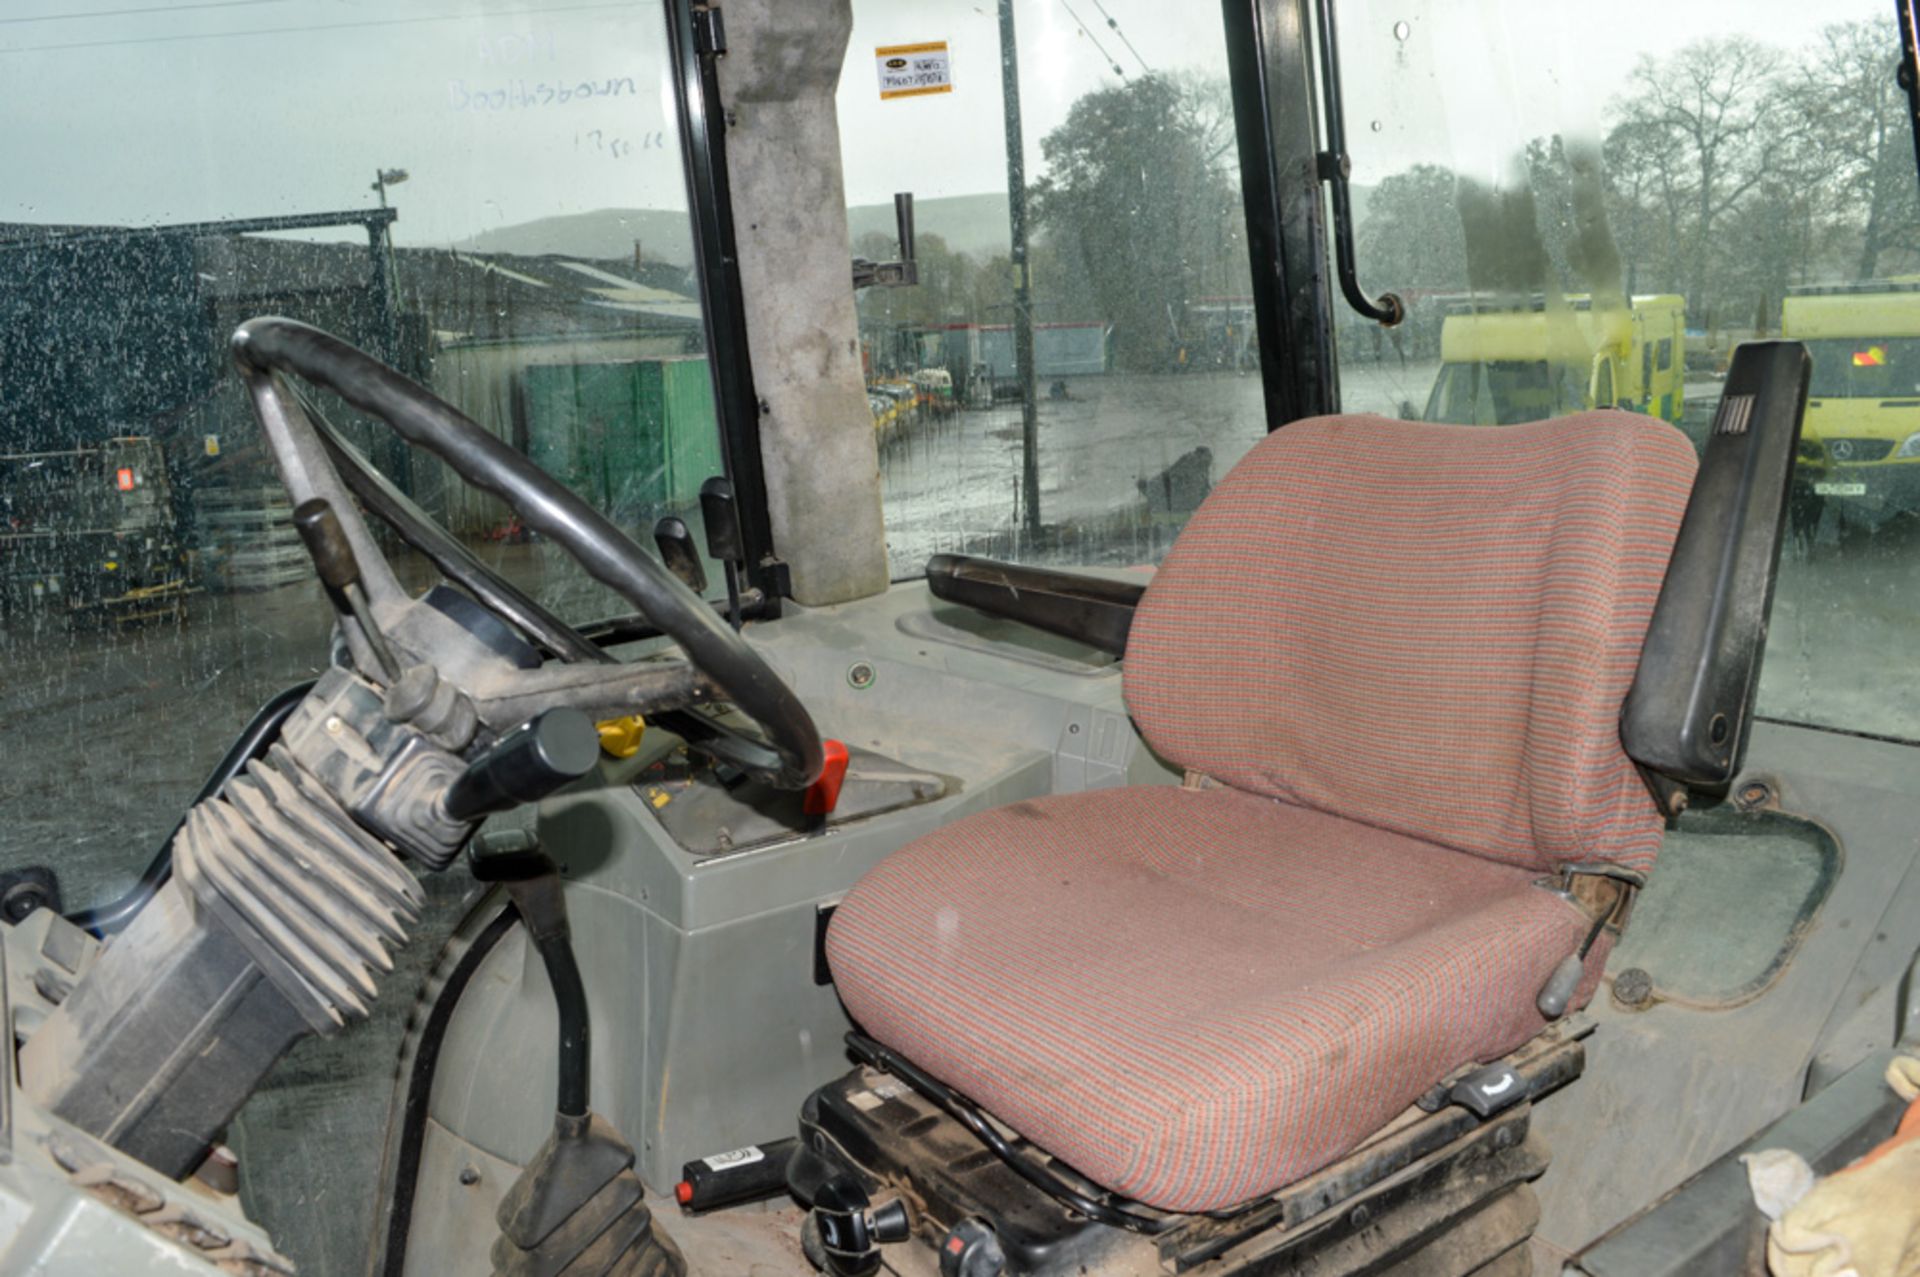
[803,740,851,817]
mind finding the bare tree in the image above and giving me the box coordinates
[1613,37,1782,320]
[1780,19,1920,280]
[1164,71,1240,178]
[1603,116,1688,295]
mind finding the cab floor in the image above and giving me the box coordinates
[656,1191,811,1276]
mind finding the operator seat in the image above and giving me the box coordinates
[824,411,1699,1214]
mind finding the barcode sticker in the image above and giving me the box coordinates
[703,1146,765,1171]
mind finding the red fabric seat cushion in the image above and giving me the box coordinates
[827,785,1601,1213]
[1125,412,1698,879]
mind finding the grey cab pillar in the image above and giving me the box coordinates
[712,0,891,606]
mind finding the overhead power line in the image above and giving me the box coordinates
[1058,0,1124,78]
[1086,0,1151,75]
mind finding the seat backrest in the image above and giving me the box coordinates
[1124,411,1698,879]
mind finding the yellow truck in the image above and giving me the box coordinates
[1781,281,1920,524]
[1422,294,1686,426]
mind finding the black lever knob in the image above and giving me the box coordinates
[653,516,709,592]
[442,708,599,823]
[291,498,362,591]
[699,476,744,565]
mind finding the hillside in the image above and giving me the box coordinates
[457,191,1014,264]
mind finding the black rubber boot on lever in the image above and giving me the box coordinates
[471,830,687,1277]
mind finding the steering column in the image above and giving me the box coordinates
[16,319,821,1187]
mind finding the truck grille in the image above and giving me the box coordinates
[1824,438,1896,462]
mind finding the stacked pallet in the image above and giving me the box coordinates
[195,484,309,591]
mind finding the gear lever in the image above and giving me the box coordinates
[470,829,686,1277]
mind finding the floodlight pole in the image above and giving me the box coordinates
[369,167,411,492]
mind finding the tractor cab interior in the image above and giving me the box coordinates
[1,3,1919,1277]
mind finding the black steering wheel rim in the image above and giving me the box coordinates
[231,317,823,790]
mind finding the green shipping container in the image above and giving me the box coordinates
[522,357,722,518]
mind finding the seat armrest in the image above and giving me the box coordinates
[1622,340,1811,793]
[925,554,1145,657]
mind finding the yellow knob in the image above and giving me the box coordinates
[596,715,646,759]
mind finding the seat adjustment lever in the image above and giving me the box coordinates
[1446,1062,1528,1119]
[808,1175,910,1277]
[1538,904,1614,1019]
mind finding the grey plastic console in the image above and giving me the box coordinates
[391,581,1177,1272]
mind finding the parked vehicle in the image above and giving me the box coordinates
[1781,280,1920,525]
[1423,294,1686,426]
[0,436,188,622]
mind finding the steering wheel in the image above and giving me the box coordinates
[230,317,823,791]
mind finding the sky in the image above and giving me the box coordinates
[0,0,1891,248]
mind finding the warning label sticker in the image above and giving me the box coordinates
[876,41,952,100]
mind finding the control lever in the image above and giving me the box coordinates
[1536,876,1631,1019]
[469,830,686,1276]
[807,1175,910,1277]
[293,497,400,681]
[700,476,745,631]
[652,516,709,593]
[804,739,851,828]
[442,708,600,824]
[1536,909,1611,1019]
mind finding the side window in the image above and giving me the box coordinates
[2,6,715,1271]
[1330,1,1920,744]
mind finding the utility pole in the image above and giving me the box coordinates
[998,0,1041,538]
[369,167,411,495]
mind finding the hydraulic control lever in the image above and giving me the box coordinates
[293,497,401,682]
[442,708,600,824]
[470,830,686,1277]
[652,516,709,594]
[700,477,745,631]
